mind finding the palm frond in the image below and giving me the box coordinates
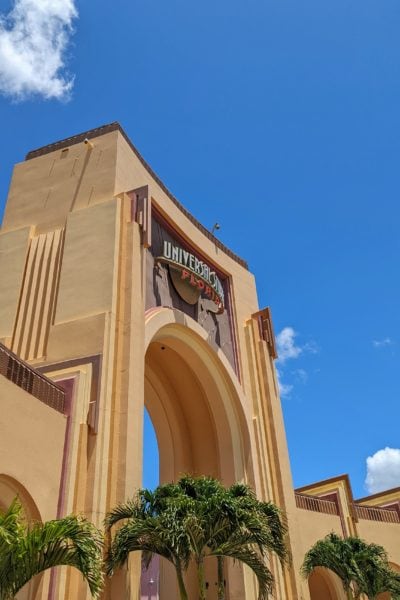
[104,499,139,530]
[0,498,24,549]
[301,532,400,600]
[0,513,103,600]
[301,533,353,590]
[214,545,274,600]
[105,476,288,600]
[106,509,191,577]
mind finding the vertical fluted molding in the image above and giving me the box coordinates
[11,228,65,360]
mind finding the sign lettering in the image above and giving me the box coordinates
[157,241,225,313]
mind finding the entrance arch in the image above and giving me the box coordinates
[145,307,253,486]
[308,567,345,600]
[0,474,41,521]
[144,308,255,599]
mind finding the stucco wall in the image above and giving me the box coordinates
[55,199,120,325]
[294,507,344,561]
[1,132,118,233]
[0,226,31,340]
[0,375,66,521]
[357,518,400,567]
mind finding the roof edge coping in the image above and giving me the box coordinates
[25,122,248,270]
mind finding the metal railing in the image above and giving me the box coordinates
[295,492,339,516]
[354,504,400,524]
[296,490,400,525]
[0,343,65,413]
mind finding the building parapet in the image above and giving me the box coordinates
[295,492,339,516]
[354,504,400,524]
[0,343,65,414]
[25,122,249,270]
[295,491,400,525]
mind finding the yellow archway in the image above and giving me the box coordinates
[308,567,345,600]
[145,307,254,485]
[0,474,41,521]
[144,307,256,599]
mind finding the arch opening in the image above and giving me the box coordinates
[140,409,160,600]
[142,407,159,491]
[308,567,345,600]
[145,340,221,483]
[143,309,254,600]
[0,474,41,522]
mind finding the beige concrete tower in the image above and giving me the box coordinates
[1,123,399,600]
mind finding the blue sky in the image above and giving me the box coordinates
[0,0,399,498]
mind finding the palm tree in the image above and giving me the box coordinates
[105,487,192,600]
[176,476,288,600]
[0,498,103,600]
[213,483,288,600]
[351,541,400,600]
[359,563,400,599]
[302,532,400,600]
[106,477,288,600]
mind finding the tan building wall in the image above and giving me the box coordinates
[0,122,399,600]
[357,520,400,567]
[0,376,66,521]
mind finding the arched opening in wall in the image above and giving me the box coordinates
[140,408,160,600]
[143,407,160,491]
[0,475,42,600]
[308,567,344,600]
[143,310,253,600]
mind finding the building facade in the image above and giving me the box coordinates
[0,123,399,599]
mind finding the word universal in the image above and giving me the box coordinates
[160,240,225,311]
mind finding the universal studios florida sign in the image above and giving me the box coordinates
[157,240,225,313]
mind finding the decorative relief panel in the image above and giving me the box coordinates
[146,213,238,372]
[11,228,64,360]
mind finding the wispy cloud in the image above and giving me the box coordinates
[276,327,303,364]
[275,327,317,397]
[365,447,400,494]
[0,0,77,100]
[372,337,394,348]
[292,368,308,383]
[276,371,293,398]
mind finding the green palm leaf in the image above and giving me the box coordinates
[106,476,289,600]
[215,545,274,600]
[302,532,400,600]
[0,500,103,600]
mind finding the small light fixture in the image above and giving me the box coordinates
[211,222,220,235]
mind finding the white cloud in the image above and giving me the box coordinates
[275,327,317,397]
[276,369,293,398]
[0,0,77,100]
[373,338,394,348]
[276,327,302,364]
[365,447,400,494]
